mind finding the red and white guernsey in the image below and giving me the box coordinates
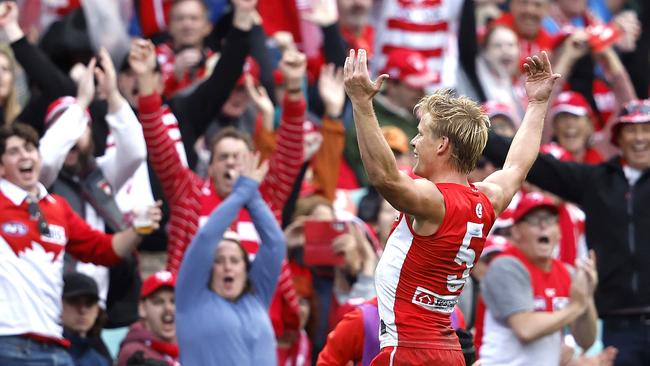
[376,183,495,349]
[0,180,119,339]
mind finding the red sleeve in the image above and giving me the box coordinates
[137,93,195,206]
[260,94,305,223]
[270,260,301,336]
[61,198,121,266]
[317,308,364,365]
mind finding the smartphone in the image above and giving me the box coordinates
[303,220,348,267]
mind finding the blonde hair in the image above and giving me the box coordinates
[414,89,490,174]
[0,45,20,126]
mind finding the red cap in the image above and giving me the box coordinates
[550,91,593,121]
[481,235,512,258]
[512,192,558,223]
[380,49,438,89]
[482,101,517,127]
[140,270,176,299]
[45,96,92,128]
[236,56,260,87]
[611,99,650,146]
[540,143,573,162]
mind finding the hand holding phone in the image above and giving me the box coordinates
[303,220,349,266]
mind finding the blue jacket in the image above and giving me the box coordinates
[64,330,110,366]
[176,177,285,365]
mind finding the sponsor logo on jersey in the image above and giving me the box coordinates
[412,286,457,313]
[552,297,570,311]
[533,296,547,311]
[41,224,66,245]
[2,221,28,237]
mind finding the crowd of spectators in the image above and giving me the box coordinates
[0,0,649,365]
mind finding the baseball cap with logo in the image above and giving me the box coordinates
[549,91,594,122]
[511,192,558,223]
[380,49,439,89]
[381,126,409,154]
[611,99,650,146]
[141,271,177,299]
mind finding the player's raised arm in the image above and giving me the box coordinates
[343,49,443,221]
[479,52,561,214]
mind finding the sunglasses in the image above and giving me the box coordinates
[27,197,50,236]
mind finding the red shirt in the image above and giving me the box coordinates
[376,183,495,349]
[491,13,558,64]
[155,44,215,99]
[0,180,118,339]
[137,92,304,343]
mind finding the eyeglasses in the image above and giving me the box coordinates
[27,196,50,236]
[521,213,558,227]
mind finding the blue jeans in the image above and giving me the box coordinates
[602,315,650,366]
[0,336,74,366]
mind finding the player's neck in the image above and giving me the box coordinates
[427,169,469,186]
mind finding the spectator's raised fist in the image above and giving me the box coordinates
[280,50,307,91]
[0,1,18,28]
[76,58,97,109]
[233,0,260,31]
[173,48,202,80]
[95,48,120,102]
[128,39,157,76]
[0,1,24,43]
[302,0,339,27]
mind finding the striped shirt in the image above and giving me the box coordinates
[137,92,304,329]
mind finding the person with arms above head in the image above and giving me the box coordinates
[117,271,178,366]
[0,123,162,366]
[343,48,560,364]
[344,49,436,186]
[38,49,149,328]
[483,99,650,366]
[132,3,305,352]
[61,272,112,366]
[175,151,285,365]
[491,0,556,63]
[479,193,598,366]
[155,0,214,98]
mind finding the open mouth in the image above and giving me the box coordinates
[537,236,550,244]
[631,143,649,152]
[161,313,174,325]
[223,276,234,284]
[18,162,34,175]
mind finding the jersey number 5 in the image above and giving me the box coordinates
[447,222,483,292]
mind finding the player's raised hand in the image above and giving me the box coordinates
[523,51,561,104]
[344,49,388,105]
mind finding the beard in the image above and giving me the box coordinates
[63,143,96,178]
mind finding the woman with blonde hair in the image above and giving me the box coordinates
[0,45,21,125]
